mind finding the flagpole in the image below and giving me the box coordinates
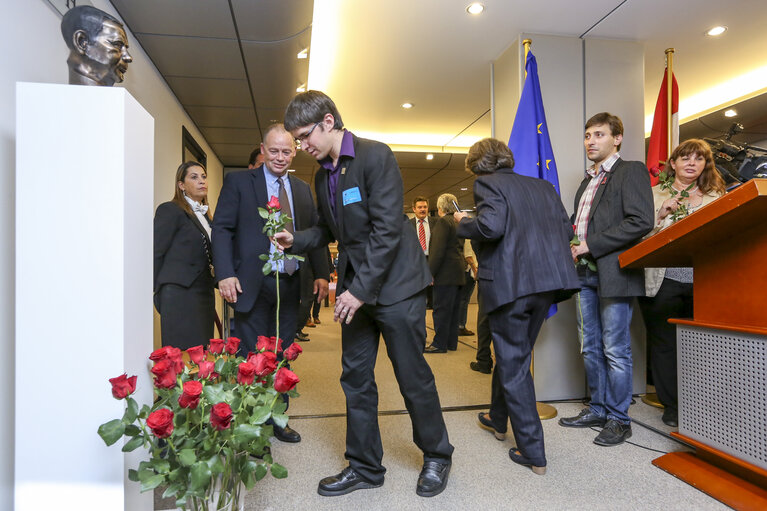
[518,38,557,421]
[665,48,675,158]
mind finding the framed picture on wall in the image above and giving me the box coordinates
[182,126,206,168]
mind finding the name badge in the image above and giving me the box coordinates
[343,187,362,206]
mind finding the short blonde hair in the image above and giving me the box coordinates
[436,193,458,214]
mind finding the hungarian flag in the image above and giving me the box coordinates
[646,68,679,186]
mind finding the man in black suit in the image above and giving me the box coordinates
[212,124,329,444]
[276,91,453,498]
[409,196,435,308]
[558,112,653,446]
[455,138,580,475]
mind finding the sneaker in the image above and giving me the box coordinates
[593,419,632,446]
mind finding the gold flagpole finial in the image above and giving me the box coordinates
[665,48,675,158]
[522,39,532,77]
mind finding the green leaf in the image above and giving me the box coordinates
[249,405,271,425]
[98,419,125,446]
[206,454,225,475]
[139,404,151,418]
[270,463,288,479]
[128,469,139,482]
[262,262,273,275]
[151,458,171,474]
[233,424,262,444]
[203,383,226,404]
[123,397,139,424]
[162,483,184,499]
[271,413,288,429]
[190,461,212,491]
[124,424,140,436]
[255,464,268,481]
[140,474,165,493]
[122,436,144,452]
[178,449,197,467]
[272,400,287,416]
[258,208,269,219]
[258,254,269,261]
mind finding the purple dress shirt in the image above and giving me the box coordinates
[319,130,355,220]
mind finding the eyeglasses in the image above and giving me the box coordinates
[294,121,321,146]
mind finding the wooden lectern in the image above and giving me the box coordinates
[620,179,767,509]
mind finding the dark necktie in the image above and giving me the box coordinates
[277,177,297,275]
[418,219,427,252]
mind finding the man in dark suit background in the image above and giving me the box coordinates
[276,90,453,498]
[455,138,580,475]
[212,123,329,444]
[558,112,653,446]
[409,196,435,308]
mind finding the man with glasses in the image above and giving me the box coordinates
[274,91,454,498]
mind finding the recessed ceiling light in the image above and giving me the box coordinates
[296,83,306,92]
[297,48,308,59]
[724,109,737,117]
[466,3,484,15]
[426,154,434,160]
[706,26,727,36]
[460,187,468,191]
[401,102,413,109]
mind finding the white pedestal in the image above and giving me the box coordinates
[15,83,154,511]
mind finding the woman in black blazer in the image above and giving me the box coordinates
[425,193,466,353]
[154,161,216,350]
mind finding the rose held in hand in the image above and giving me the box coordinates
[146,408,174,438]
[109,373,137,399]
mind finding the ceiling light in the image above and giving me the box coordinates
[297,48,308,59]
[724,109,737,117]
[401,102,413,109]
[706,26,727,36]
[466,3,484,15]
[426,154,434,160]
[460,187,468,191]
[296,83,306,92]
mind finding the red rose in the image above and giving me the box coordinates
[256,335,282,353]
[166,347,185,372]
[251,351,278,377]
[149,346,172,361]
[186,345,205,365]
[274,367,300,393]
[151,359,178,389]
[267,195,280,210]
[225,337,241,355]
[284,343,302,362]
[146,408,174,438]
[237,362,257,385]
[178,380,203,409]
[108,373,137,399]
[198,360,216,379]
[209,338,225,354]
[210,402,233,431]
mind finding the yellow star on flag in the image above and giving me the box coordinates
[537,123,543,134]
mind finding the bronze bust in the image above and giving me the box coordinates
[61,6,132,86]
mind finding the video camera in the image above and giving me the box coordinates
[704,122,767,185]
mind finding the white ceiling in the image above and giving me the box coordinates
[110,0,767,211]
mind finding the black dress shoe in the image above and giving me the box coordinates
[662,407,679,427]
[295,331,310,342]
[593,419,632,446]
[317,467,382,496]
[477,412,506,440]
[470,362,492,374]
[458,328,475,336]
[424,345,447,354]
[273,424,301,443]
[416,460,451,497]
[558,408,606,428]
[509,448,546,475]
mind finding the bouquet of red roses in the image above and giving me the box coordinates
[98,336,301,510]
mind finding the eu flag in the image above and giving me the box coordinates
[508,51,560,194]
[508,50,560,318]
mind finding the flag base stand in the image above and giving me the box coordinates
[537,402,557,420]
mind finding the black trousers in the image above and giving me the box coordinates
[431,284,461,350]
[486,291,554,467]
[157,271,215,351]
[475,293,493,368]
[638,278,693,411]
[341,290,453,483]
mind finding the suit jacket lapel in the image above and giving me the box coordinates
[588,158,620,223]
[186,211,211,244]
[316,169,341,241]
[250,166,269,218]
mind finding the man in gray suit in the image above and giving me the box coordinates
[558,112,653,446]
[455,138,580,474]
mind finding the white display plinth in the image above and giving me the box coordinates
[15,83,154,511]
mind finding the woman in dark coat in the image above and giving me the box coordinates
[154,161,216,349]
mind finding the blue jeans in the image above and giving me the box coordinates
[575,269,633,424]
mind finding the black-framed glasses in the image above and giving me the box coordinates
[295,121,321,145]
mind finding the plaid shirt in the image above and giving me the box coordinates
[574,152,621,240]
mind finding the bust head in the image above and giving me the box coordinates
[61,6,132,86]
